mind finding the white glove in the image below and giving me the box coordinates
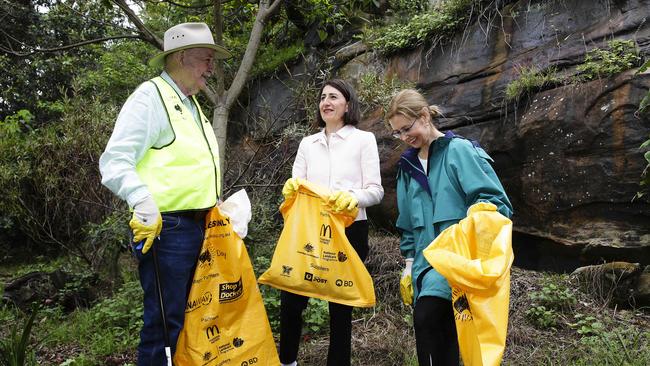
[133,195,160,225]
[402,258,413,279]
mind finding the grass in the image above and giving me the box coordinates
[505,66,561,102]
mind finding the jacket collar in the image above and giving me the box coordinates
[398,131,457,197]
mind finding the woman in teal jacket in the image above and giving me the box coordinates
[386,89,513,366]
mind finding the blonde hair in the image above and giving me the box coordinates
[385,89,442,127]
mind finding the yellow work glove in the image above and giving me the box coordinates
[282,177,302,200]
[400,258,414,306]
[328,190,358,213]
[129,195,162,254]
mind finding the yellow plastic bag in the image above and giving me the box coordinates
[258,180,376,307]
[174,206,279,366]
[423,202,513,366]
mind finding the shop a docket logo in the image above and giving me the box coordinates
[219,277,243,303]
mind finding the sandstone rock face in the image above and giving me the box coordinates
[370,0,650,269]
[239,0,650,269]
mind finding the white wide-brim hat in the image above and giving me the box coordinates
[149,22,232,68]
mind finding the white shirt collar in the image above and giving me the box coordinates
[161,71,189,102]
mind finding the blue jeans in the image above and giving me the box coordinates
[133,214,204,366]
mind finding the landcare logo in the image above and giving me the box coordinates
[233,337,244,347]
[219,277,243,303]
[185,291,212,312]
[337,251,348,262]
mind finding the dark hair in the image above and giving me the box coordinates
[314,79,361,128]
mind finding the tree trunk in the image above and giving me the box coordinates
[213,104,229,197]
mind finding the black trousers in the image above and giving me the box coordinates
[279,220,369,366]
[413,296,459,366]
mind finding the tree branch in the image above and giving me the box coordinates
[0,35,143,57]
[112,0,162,49]
[225,0,282,110]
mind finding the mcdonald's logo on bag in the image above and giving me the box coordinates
[320,224,332,244]
[320,224,332,238]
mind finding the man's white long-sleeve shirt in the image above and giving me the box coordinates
[99,71,201,208]
[292,124,384,221]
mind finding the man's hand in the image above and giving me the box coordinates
[400,258,414,305]
[129,195,162,254]
[282,178,302,199]
[328,191,358,213]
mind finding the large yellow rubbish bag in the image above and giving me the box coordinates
[423,202,513,366]
[258,180,375,307]
[174,205,279,366]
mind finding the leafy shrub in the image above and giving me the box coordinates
[0,94,122,270]
[526,275,577,329]
[251,43,305,77]
[525,305,558,329]
[528,279,577,312]
[367,0,475,54]
[577,39,641,80]
[42,279,142,357]
[357,73,416,115]
[568,313,604,337]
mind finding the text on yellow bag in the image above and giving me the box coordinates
[174,206,279,366]
[258,180,375,307]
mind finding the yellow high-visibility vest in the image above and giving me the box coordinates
[136,77,221,213]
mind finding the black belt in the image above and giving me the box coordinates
[167,210,208,222]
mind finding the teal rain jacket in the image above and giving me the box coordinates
[396,132,513,301]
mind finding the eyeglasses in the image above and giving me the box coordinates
[390,117,418,139]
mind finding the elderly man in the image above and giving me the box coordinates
[99,22,230,365]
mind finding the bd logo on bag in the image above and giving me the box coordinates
[205,323,221,343]
[219,277,243,303]
[335,279,353,287]
[319,224,332,244]
[185,291,213,312]
[241,356,258,366]
[452,290,473,321]
[304,272,328,284]
[281,265,293,277]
